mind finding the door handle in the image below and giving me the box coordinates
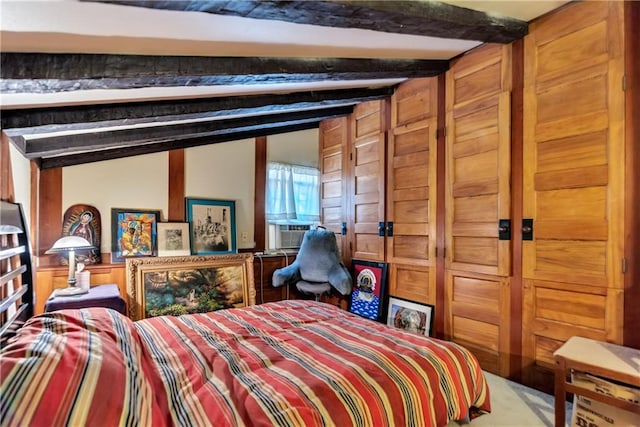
[386,221,394,237]
[522,218,534,240]
[378,222,385,237]
[498,219,511,240]
[341,222,347,236]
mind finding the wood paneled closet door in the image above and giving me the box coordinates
[444,43,513,377]
[319,117,350,260]
[386,78,438,305]
[522,1,626,390]
[350,100,388,262]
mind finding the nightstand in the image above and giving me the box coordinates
[44,284,127,315]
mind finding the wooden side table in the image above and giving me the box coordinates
[44,284,127,315]
[554,336,640,427]
[254,253,296,304]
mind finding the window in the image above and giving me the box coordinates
[265,162,320,224]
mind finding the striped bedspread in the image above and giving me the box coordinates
[1,300,490,426]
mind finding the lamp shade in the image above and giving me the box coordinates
[45,236,96,254]
[46,236,96,296]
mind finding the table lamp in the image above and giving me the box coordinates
[45,236,96,296]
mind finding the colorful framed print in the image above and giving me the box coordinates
[157,222,191,257]
[185,198,236,255]
[386,297,435,337]
[349,259,388,323]
[110,208,161,263]
[125,253,255,320]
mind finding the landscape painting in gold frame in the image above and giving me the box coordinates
[126,253,255,320]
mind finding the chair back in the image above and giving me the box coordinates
[296,229,342,283]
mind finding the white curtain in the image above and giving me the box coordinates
[266,162,320,222]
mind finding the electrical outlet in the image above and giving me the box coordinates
[241,231,248,243]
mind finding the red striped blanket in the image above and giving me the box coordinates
[1,300,490,426]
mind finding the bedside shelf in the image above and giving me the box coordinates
[35,263,126,314]
[44,284,126,314]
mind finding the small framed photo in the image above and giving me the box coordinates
[387,297,434,337]
[111,208,161,263]
[185,198,236,255]
[157,222,191,257]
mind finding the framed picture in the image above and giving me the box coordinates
[126,253,255,320]
[349,259,388,323]
[111,208,161,263]
[61,203,102,265]
[386,297,435,337]
[157,222,191,257]
[185,198,236,255]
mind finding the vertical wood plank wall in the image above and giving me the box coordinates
[444,43,513,377]
[445,43,512,278]
[387,78,438,306]
[167,149,185,222]
[253,136,267,251]
[1,134,15,202]
[509,38,525,382]
[319,117,350,259]
[435,75,447,338]
[623,0,640,350]
[37,168,62,260]
[350,100,388,262]
[522,1,626,391]
[316,0,636,392]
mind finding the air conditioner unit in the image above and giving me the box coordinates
[273,224,311,250]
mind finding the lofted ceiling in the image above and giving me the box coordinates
[0,0,568,169]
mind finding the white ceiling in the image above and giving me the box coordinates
[1,0,569,109]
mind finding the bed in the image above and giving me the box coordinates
[1,300,489,426]
[0,200,490,426]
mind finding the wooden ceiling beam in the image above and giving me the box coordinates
[92,0,527,43]
[2,102,351,138]
[1,53,447,92]
[1,86,394,129]
[18,106,353,157]
[38,116,333,169]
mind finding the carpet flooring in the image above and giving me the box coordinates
[447,372,573,427]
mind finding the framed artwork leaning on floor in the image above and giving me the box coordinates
[126,253,255,320]
[386,297,434,337]
[348,259,388,323]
